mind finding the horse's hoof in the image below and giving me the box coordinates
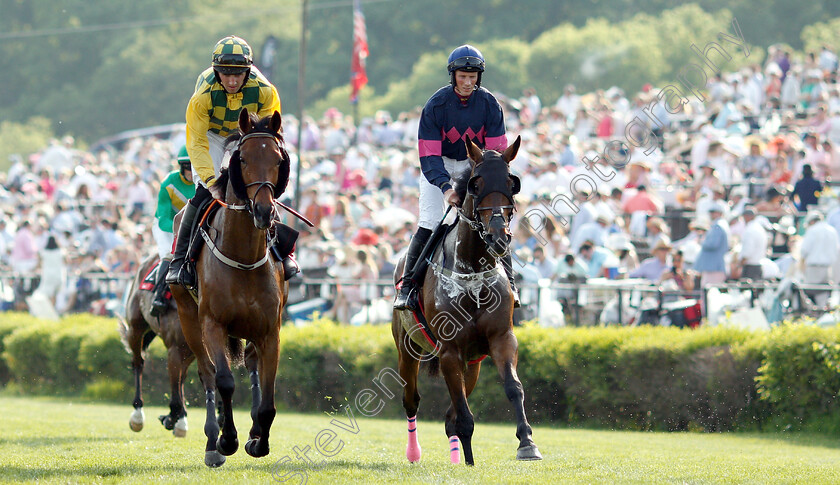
[173,417,188,438]
[159,414,174,430]
[129,408,144,432]
[217,435,239,456]
[245,438,268,457]
[406,443,421,463]
[516,444,543,461]
[205,450,226,468]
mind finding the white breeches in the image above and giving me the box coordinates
[418,157,471,230]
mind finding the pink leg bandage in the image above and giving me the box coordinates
[406,415,421,462]
[449,435,461,464]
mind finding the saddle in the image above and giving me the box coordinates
[181,199,299,293]
[398,220,465,357]
[139,262,161,292]
[140,260,173,313]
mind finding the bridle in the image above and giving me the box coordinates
[199,130,286,271]
[458,164,520,255]
[230,131,285,216]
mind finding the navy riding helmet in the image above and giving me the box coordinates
[447,45,485,88]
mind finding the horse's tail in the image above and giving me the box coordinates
[116,313,131,354]
[228,337,245,368]
[422,354,440,377]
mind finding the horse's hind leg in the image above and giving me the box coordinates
[245,333,279,458]
[489,331,542,461]
[126,321,155,432]
[440,351,475,466]
[445,362,480,464]
[394,324,422,462]
[159,343,193,437]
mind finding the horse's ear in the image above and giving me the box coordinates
[502,135,521,164]
[269,110,282,134]
[465,137,484,163]
[238,107,252,133]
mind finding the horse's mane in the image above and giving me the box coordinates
[452,146,507,202]
[452,163,474,203]
[215,112,291,198]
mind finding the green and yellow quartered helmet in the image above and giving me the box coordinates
[212,36,253,75]
[176,145,191,170]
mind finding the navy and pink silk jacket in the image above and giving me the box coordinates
[418,86,507,192]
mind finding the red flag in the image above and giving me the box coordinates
[350,0,369,102]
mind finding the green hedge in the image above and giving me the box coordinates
[2,312,840,432]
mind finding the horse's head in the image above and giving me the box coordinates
[462,135,521,259]
[226,108,291,230]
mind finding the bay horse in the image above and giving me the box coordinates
[120,253,193,437]
[392,136,542,465]
[171,108,290,468]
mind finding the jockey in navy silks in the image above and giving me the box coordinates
[394,44,519,311]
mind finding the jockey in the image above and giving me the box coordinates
[393,44,519,311]
[150,146,195,316]
[167,35,297,287]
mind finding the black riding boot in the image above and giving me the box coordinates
[502,253,521,308]
[150,259,171,316]
[393,227,432,311]
[268,223,300,281]
[166,202,199,287]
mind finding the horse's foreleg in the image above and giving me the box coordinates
[440,351,474,465]
[490,331,542,461]
[195,350,224,467]
[444,361,480,463]
[173,288,225,467]
[245,333,279,458]
[244,342,261,443]
[204,324,238,457]
[396,332,421,462]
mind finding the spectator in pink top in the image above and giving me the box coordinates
[622,185,663,214]
[11,220,38,274]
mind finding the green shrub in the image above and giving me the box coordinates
[755,323,840,425]
[3,319,57,392]
[83,377,129,401]
[1,313,839,432]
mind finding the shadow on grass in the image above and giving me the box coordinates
[0,436,109,447]
[0,464,194,482]
[0,461,280,482]
[270,458,400,477]
[736,432,840,450]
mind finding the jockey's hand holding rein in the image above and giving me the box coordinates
[444,188,461,208]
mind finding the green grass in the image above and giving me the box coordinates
[0,396,839,484]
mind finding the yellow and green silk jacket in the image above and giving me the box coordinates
[185,66,281,185]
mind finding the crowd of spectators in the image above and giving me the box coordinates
[3,43,840,322]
